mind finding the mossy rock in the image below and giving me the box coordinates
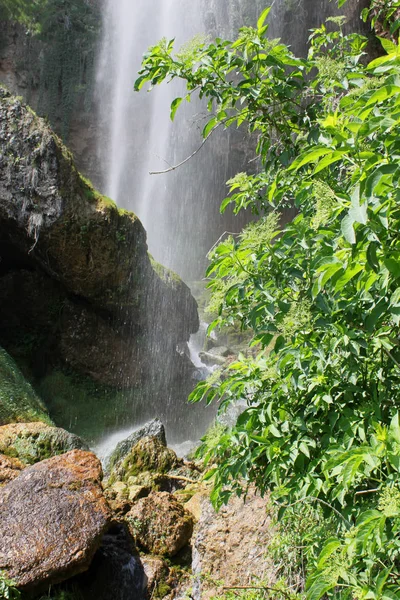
[0,422,89,465]
[0,346,51,426]
[125,491,194,557]
[109,437,181,485]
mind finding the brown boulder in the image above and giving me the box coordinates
[0,450,111,590]
[125,491,193,557]
[0,453,24,484]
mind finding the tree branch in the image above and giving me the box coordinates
[149,122,221,175]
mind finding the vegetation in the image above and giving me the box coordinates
[0,572,20,600]
[136,1,400,597]
[0,346,51,426]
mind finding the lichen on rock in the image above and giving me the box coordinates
[0,422,88,465]
[125,491,194,557]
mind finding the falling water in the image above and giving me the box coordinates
[93,0,370,449]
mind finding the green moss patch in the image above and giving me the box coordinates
[0,347,51,426]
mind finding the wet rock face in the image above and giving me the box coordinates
[78,524,146,600]
[0,450,111,591]
[125,491,194,557]
[0,422,88,465]
[0,89,198,400]
[105,418,167,475]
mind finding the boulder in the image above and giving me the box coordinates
[105,419,167,475]
[108,436,181,485]
[125,491,194,557]
[0,346,51,425]
[0,422,88,465]
[0,453,24,484]
[189,488,275,600]
[0,450,111,590]
[198,350,228,366]
[0,87,198,339]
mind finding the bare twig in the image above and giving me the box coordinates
[166,474,199,484]
[354,488,379,496]
[149,122,221,175]
[383,347,400,371]
[207,231,241,255]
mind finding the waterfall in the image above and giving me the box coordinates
[93,0,369,447]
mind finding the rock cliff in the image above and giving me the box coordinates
[0,88,199,439]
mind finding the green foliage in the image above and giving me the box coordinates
[136,4,400,599]
[362,0,400,40]
[0,573,20,600]
[0,346,51,426]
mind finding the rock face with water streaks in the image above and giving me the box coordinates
[0,88,199,433]
[105,418,167,475]
[0,449,111,591]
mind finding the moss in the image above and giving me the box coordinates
[149,254,182,285]
[36,368,142,445]
[153,581,172,598]
[110,437,179,484]
[0,422,87,465]
[0,346,52,426]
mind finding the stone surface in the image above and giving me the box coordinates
[125,491,194,557]
[105,419,167,475]
[0,450,111,590]
[141,556,169,599]
[0,346,51,425]
[189,488,275,600]
[0,453,24,484]
[0,422,88,465]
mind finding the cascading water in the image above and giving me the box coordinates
[93,0,370,452]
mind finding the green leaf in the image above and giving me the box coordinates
[313,150,348,174]
[379,36,398,55]
[365,299,387,332]
[299,441,310,458]
[341,214,356,244]
[289,147,334,172]
[384,257,400,279]
[306,576,337,600]
[334,264,363,291]
[269,424,282,438]
[317,538,341,569]
[202,117,218,138]
[367,242,380,272]
[257,6,271,31]
[170,97,183,121]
